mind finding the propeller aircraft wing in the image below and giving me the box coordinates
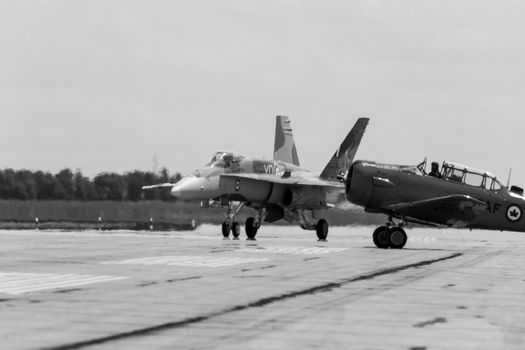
[388,195,488,227]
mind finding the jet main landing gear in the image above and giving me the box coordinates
[372,220,407,249]
[245,217,259,240]
[315,219,329,241]
[292,210,329,241]
[245,208,266,240]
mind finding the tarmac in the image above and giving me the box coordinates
[1,224,525,350]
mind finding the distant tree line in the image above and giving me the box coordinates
[0,168,181,201]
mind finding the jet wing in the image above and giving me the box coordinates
[142,183,177,190]
[388,195,488,227]
[220,173,342,188]
[219,174,343,209]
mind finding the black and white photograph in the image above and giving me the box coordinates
[1,1,525,349]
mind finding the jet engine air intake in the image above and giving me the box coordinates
[282,188,296,207]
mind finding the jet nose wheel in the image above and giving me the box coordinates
[221,222,230,239]
[231,222,241,239]
[316,219,329,241]
[222,222,241,239]
[387,227,407,249]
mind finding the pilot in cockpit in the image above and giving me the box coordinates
[223,154,233,168]
[429,161,442,179]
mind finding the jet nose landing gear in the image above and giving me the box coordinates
[222,221,241,239]
[221,202,245,240]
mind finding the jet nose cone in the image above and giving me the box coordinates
[171,176,205,199]
[171,186,183,198]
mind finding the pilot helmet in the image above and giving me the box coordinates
[223,154,233,165]
[431,161,439,169]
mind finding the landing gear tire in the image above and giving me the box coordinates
[231,222,241,239]
[222,222,230,238]
[245,217,259,240]
[373,226,389,249]
[316,219,329,241]
[387,227,407,249]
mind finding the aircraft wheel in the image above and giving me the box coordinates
[221,222,230,238]
[373,226,389,249]
[316,219,329,241]
[245,217,258,240]
[387,227,407,249]
[231,222,241,238]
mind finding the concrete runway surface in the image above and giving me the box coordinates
[1,225,524,350]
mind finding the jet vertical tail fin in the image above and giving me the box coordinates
[274,115,300,166]
[320,118,369,181]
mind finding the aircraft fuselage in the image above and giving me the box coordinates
[171,154,304,201]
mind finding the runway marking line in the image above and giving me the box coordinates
[102,255,269,268]
[0,272,129,295]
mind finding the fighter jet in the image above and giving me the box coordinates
[346,156,525,249]
[145,116,369,240]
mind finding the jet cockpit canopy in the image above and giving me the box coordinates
[441,161,504,191]
[206,151,245,168]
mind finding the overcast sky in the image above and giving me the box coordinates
[1,0,525,185]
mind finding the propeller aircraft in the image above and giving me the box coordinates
[346,155,525,249]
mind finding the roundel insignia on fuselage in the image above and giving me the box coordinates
[235,179,241,192]
[506,205,522,223]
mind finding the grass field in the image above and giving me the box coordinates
[0,200,386,230]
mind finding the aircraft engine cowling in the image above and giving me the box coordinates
[345,164,354,197]
[345,161,374,207]
[511,186,524,196]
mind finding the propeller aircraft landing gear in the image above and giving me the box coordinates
[386,226,407,249]
[372,218,408,249]
[372,226,389,249]
[222,202,245,240]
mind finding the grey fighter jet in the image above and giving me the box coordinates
[144,116,369,240]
